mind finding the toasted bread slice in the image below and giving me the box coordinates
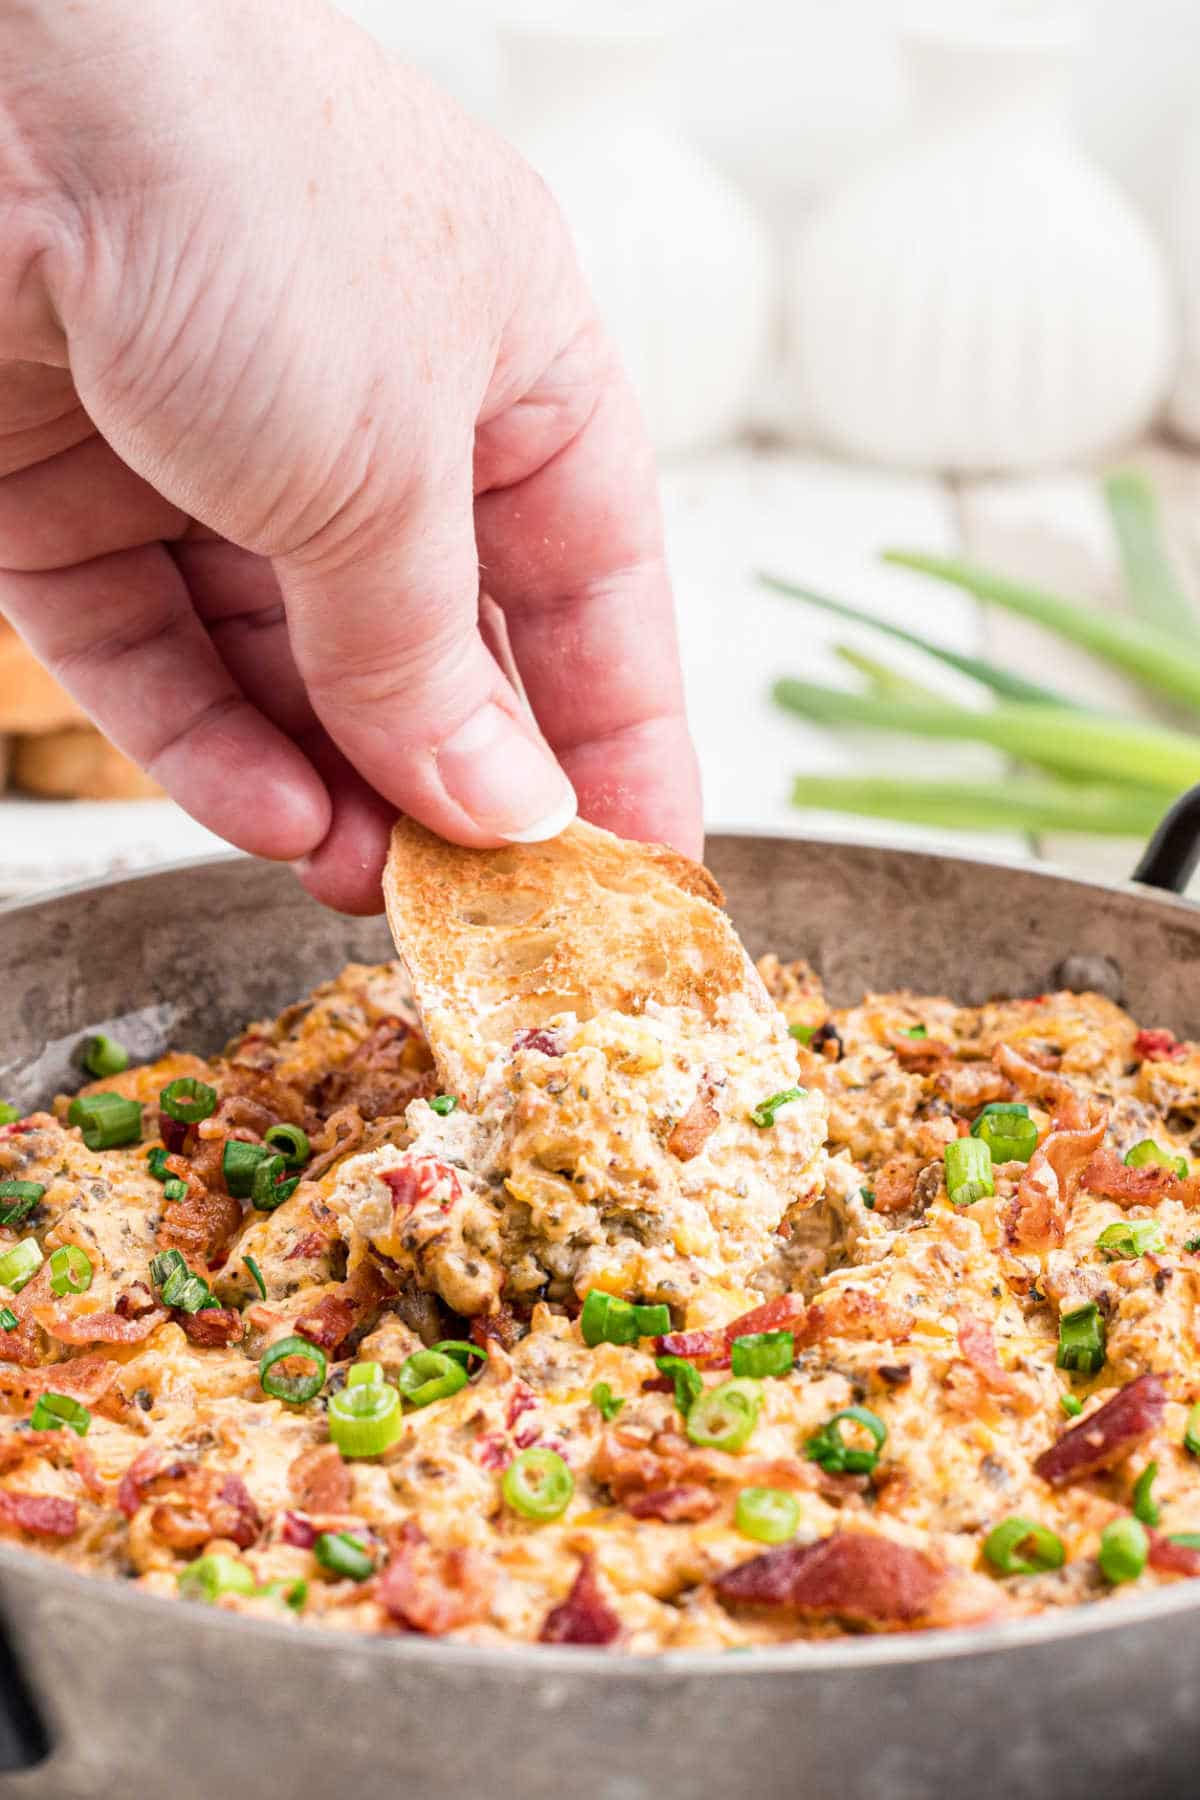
[0,625,86,734]
[12,728,161,801]
[383,817,772,1101]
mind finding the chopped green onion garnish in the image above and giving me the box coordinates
[30,1391,91,1435]
[244,1255,266,1300]
[686,1379,763,1452]
[945,1136,994,1206]
[0,1182,44,1226]
[1184,1403,1200,1458]
[903,1024,928,1040]
[730,1330,794,1381]
[1056,1302,1106,1375]
[983,1516,1065,1576]
[0,1105,19,1126]
[68,1091,142,1151]
[250,1153,289,1211]
[222,1139,273,1199]
[632,1302,671,1336]
[258,1335,327,1404]
[591,1382,624,1422]
[328,1380,404,1458]
[429,1339,488,1372]
[1096,1219,1165,1261]
[1099,1516,1148,1585]
[146,1148,171,1182]
[48,1245,92,1297]
[0,1237,42,1294]
[314,1531,375,1581]
[580,1290,637,1347]
[804,1404,887,1475]
[1124,1138,1188,1180]
[735,1486,800,1545]
[1187,1238,1200,1254]
[428,1095,458,1117]
[749,1087,807,1129]
[1132,1461,1161,1527]
[1169,1533,1200,1551]
[0,1309,17,1331]
[971,1104,1038,1165]
[501,1448,574,1521]
[256,1577,308,1611]
[655,1354,704,1417]
[178,1553,256,1603]
[162,1178,188,1203]
[83,1034,128,1079]
[263,1122,310,1168]
[788,1023,815,1045]
[347,1361,384,1388]
[1060,1393,1083,1419]
[861,1188,875,1210]
[396,1349,468,1409]
[150,1249,216,1314]
[159,1077,217,1124]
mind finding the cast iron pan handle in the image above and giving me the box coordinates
[1133,783,1200,894]
[0,1603,48,1770]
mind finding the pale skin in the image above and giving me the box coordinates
[0,0,702,912]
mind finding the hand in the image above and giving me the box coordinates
[0,0,701,911]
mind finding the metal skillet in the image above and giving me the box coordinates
[0,792,1199,1800]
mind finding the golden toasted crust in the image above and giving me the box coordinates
[383,817,769,1098]
[0,625,86,733]
[12,728,161,801]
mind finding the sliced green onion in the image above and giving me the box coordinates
[983,1516,1065,1576]
[271,1176,301,1208]
[749,1087,807,1129]
[903,1024,928,1040]
[30,1391,91,1435]
[972,1103,1031,1129]
[314,1531,375,1581]
[1187,1238,1200,1254]
[68,1092,142,1151]
[0,1105,19,1126]
[256,1577,309,1611]
[655,1354,704,1417]
[48,1245,92,1297]
[686,1379,763,1452]
[1103,469,1200,644]
[328,1380,403,1458]
[501,1448,574,1521]
[149,1249,215,1314]
[1099,1516,1148,1585]
[162,1178,188,1203]
[396,1349,468,1409]
[861,1189,875,1210]
[1056,1302,1106,1375]
[347,1361,384,1389]
[83,1034,128,1079]
[580,1290,637,1347]
[223,1139,273,1199]
[0,1238,42,1294]
[159,1077,217,1124]
[149,1248,186,1289]
[788,774,1170,839]
[973,1109,1039,1165]
[429,1340,489,1372]
[591,1382,624,1422]
[0,1182,44,1226]
[1169,1532,1200,1551]
[250,1153,288,1211]
[146,1148,171,1182]
[428,1095,458,1117]
[263,1122,310,1168]
[632,1302,670,1336]
[1060,1393,1083,1419]
[259,1334,327,1404]
[788,1023,815,1045]
[1096,1219,1165,1261]
[730,1330,794,1380]
[1123,1139,1188,1180]
[244,1255,266,1301]
[1132,1461,1161,1528]
[0,1309,17,1331]
[735,1486,801,1545]
[178,1553,256,1603]
[945,1136,994,1206]
[804,1404,887,1475]
[1184,1403,1200,1458]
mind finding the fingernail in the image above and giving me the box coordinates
[439,702,577,841]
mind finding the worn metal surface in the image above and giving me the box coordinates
[0,837,1198,1800]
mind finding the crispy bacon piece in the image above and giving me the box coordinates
[155,1171,242,1267]
[0,1353,124,1421]
[625,1485,719,1523]
[934,1063,1013,1110]
[284,1231,331,1261]
[889,1034,952,1074]
[115,1282,156,1319]
[1033,1373,1165,1487]
[539,1554,621,1646]
[158,1113,191,1155]
[33,1303,168,1346]
[1006,1113,1107,1250]
[118,1447,193,1518]
[593,1424,815,1503]
[872,1159,919,1216]
[795,1289,911,1351]
[994,1042,1078,1116]
[0,1430,106,1499]
[281,1512,318,1549]
[667,1078,721,1163]
[471,1305,523,1352]
[147,1469,261,1552]
[179,1306,244,1348]
[0,1489,78,1537]
[294,1261,391,1354]
[658,1294,807,1368]
[377,1521,494,1634]
[1134,1028,1188,1063]
[511,1028,562,1058]
[305,1106,366,1182]
[383,1158,462,1214]
[1082,1146,1176,1205]
[0,1265,52,1367]
[288,1444,353,1514]
[955,1312,1022,1397]
[1148,1531,1200,1578]
[714,1531,947,1628]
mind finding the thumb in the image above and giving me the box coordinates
[278,469,577,847]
